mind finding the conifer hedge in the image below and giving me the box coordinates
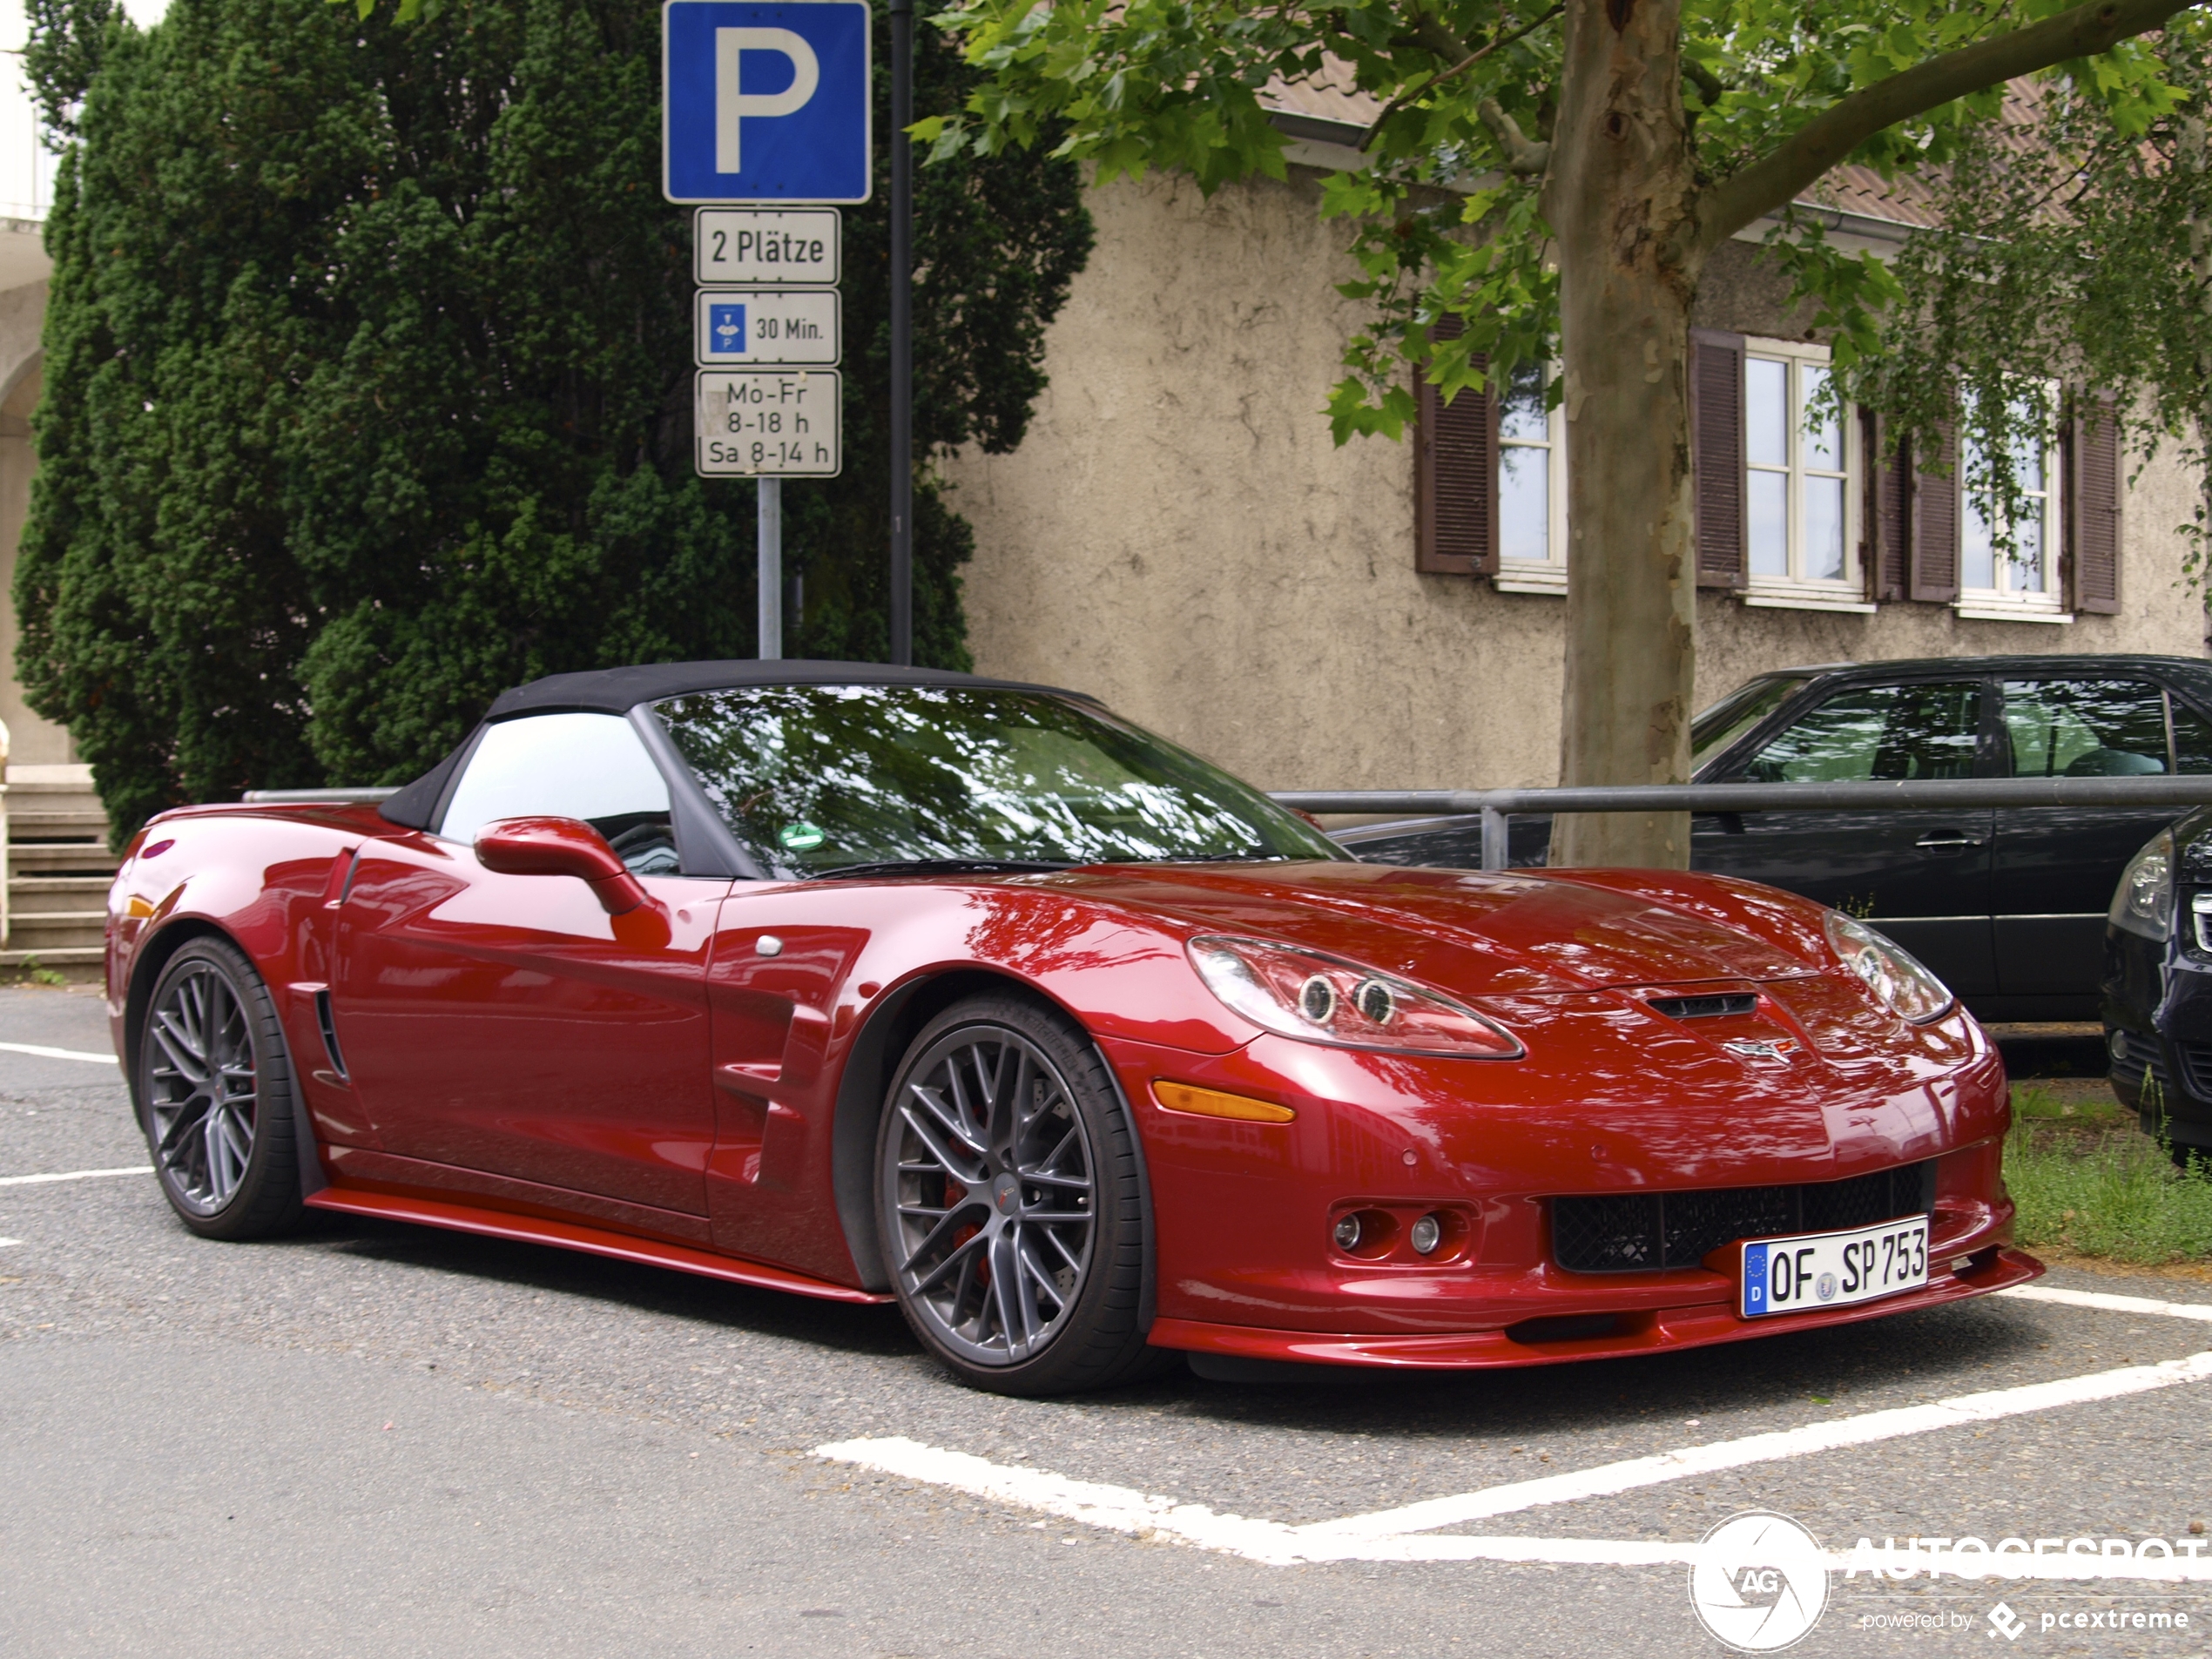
[19,0,1090,841]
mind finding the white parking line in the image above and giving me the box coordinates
[0,1237,20,1248]
[0,1165,152,1187]
[2000,1283,2212,1323]
[0,1041,115,1065]
[820,1345,2212,1568]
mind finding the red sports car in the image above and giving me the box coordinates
[107,662,2039,1394]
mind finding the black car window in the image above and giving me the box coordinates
[651,684,1347,877]
[1736,681,1984,783]
[439,712,680,874]
[1689,674,1808,774]
[2000,679,2169,777]
[2171,698,2212,774]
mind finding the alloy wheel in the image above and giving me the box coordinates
[884,1026,1096,1366]
[145,961,260,1216]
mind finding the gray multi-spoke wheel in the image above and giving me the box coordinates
[876,995,1162,1395]
[135,937,304,1240]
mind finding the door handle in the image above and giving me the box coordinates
[1914,831,1988,850]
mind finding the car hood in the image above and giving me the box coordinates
[1056,860,1824,998]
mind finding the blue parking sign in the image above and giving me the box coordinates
[708,302,747,354]
[663,1,872,204]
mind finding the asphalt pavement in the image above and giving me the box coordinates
[3,986,2210,1658]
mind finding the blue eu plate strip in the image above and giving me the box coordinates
[1742,1241,1769,1313]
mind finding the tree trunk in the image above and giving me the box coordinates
[1543,0,1707,868]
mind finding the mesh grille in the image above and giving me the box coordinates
[1552,1161,1939,1274]
[1647,993,1758,1021]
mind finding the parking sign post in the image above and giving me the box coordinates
[664,0,869,658]
[887,0,913,666]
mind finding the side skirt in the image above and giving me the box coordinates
[303,1184,895,1306]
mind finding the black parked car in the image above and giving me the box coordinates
[2103,814,2212,1164]
[1337,655,2212,1023]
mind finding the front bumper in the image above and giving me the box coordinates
[1151,1245,2041,1371]
[2101,921,2212,1149]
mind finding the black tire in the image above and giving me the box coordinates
[874,994,1158,1396]
[134,936,305,1240]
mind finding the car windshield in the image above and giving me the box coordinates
[1689,675,1808,774]
[651,684,1348,877]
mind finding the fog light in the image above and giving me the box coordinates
[1332,1213,1363,1251]
[1410,1213,1443,1256]
[2110,1030,2129,1060]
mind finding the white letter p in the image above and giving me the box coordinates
[715,28,819,173]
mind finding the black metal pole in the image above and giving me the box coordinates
[887,0,914,665]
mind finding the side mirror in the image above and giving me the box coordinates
[473,816,651,915]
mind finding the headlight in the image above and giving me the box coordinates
[1824,911,1953,1024]
[1186,934,1522,1058]
[2109,828,2175,942]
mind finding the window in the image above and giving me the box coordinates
[2174,698,2212,773]
[1740,339,1865,610]
[1958,399,2064,620]
[441,711,679,873]
[652,684,1344,877]
[2000,680,2171,776]
[1494,360,1567,594]
[1689,674,1810,775]
[1735,682,1984,784]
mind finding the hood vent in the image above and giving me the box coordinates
[1648,992,1758,1022]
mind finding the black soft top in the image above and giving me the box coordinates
[483,658,1093,718]
[381,659,1100,830]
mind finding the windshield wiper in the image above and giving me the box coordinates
[805,858,1079,880]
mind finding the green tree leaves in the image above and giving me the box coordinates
[19,0,1090,843]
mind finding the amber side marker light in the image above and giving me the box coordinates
[1151,1081,1297,1123]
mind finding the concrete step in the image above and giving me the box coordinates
[9,910,107,950]
[0,946,105,984]
[10,810,109,838]
[10,875,111,898]
[7,843,121,875]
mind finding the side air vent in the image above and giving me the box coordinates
[1648,993,1758,1021]
[314,988,348,1081]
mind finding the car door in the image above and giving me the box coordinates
[1988,676,2183,1014]
[330,711,729,1225]
[1692,677,1998,999]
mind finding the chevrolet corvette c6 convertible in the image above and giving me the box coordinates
[107,661,2040,1394]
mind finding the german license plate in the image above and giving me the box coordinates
[1740,1216,1928,1318]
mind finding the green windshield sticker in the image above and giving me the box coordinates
[779,822,826,851]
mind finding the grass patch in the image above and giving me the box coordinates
[2005,1084,2212,1264]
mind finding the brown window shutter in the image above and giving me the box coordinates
[1909,422,1959,603]
[1862,410,1911,604]
[2069,394,2122,614]
[1689,328,1746,588]
[1415,318,1497,576]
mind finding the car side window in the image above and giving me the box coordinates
[2171,698,2212,774]
[2000,679,2169,777]
[440,713,679,874]
[1736,681,1984,783]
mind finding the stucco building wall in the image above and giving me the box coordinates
[945,168,2209,793]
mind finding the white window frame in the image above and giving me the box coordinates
[1492,361,1568,596]
[1955,388,2069,624]
[1738,336,1872,615]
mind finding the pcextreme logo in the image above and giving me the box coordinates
[1689,1511,1830,1652]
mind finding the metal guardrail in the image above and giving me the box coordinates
[1270,777,2212,872]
